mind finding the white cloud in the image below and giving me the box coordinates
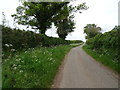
[0,0,20,26]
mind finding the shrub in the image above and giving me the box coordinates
[2,25,70,59]
[85,27,119,62]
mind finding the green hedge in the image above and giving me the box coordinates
[85,27,119,62]
[2,25,70,51]
[69,40,83,44]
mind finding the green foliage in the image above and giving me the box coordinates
[69,40,83,44]
[3,45,76,88]
[2,25,42,50]
[2,25,70,59]
[41,34,70,47]
[85,26,119,66]
[83,26,120,73]
[55,18,75,39]
[53,2,88,39]
[11,2,69,34]
[83,46,120,73]
[84,24,102,39]
[12,2,88,39]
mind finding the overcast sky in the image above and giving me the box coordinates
[0,0,119,41]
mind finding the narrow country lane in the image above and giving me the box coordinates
[52,46,118,88]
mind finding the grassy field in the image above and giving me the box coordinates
[3,45,77,88]
[82,46,120,74]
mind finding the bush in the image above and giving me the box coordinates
[41,35,69,47]
[2,25,70,50]
[2,25,42,51]
[69,40,83,44]
[2,25,70,59]
[85,27,119,62]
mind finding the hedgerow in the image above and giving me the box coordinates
[2,25,70,59]
[68,40,83,44]
[2,25,70,50]
[85,26,120,62]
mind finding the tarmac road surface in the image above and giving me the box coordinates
[52,46,118,88]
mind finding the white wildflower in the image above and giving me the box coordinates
[18,65,21,67]
[16,58,21,62]
[49,58,53,61]
[13,64,16,67]
[53,60,55,62]
[36,59,38,62]
[13,67,17,70]
[5,44,9,47]
[9,44,13,46]
[21,61,24,63]
[11,49,15,51]
[15,55,18,57]
[19,70,23,73]
[43,52,46,54]
[32,48,35,50]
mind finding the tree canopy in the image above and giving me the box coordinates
[12,1,88,39]
[84,24,102,39]
[12,2,68,34]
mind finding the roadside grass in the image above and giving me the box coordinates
[82,46,120,74]
[3,45,77,88]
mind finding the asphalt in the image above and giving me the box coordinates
[52,46,118,88]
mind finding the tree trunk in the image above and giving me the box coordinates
[39,28,46,35]
[58,33,66,40]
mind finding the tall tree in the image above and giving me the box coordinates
[53,4,74,39]
[53,2,88,39]
[55,18,75,39]
[84,24,102,39]
[12,2,69,34]
[12,1,88,39]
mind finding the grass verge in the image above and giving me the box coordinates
[3,45,77,88]
[82,46,120,74]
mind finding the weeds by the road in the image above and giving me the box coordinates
[3,45,76,88]
[83,46,120,74]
